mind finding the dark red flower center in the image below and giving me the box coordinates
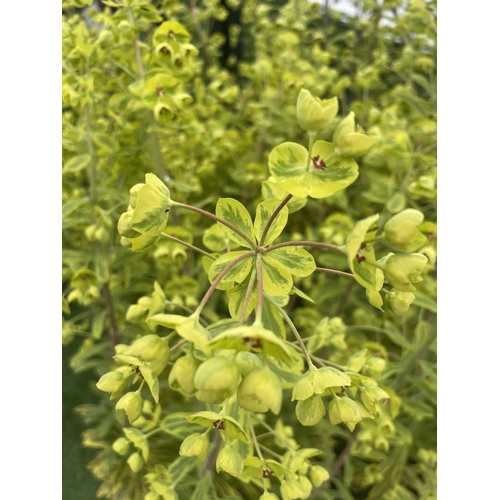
[312,155,327,170]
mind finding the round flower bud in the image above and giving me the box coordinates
[112,437,130,456]
[116,391,143,424]
[332,112,378,157]
[280,478,307,500]
[96,369,129,394]
[259,493,280,500]
[123,334,171,377]
[310,465,330,488]
[194,356,239,404]
[360,386,390,414]
[298,475,312,497]
[362,357,386,378]
[381,253,428,292]
[216,445,244,477]
[295,395,326,426]
[296,89,339,134]
[385,289,415,316]
[127,452,144,473]
[235,351,262,376]
[179,432,209,460]
[168,355,200,394]
[328,396,363,431]
[237,367,282,414]
[384,209,426,252]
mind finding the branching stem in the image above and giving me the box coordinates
[266,241,342,253]
[315,267,355,279]
[173,202,256,249]
[196,252,254,313]
[160,232,215,260]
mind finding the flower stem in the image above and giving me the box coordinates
[269,297,314,369]
[255,254,264,323]
[239,269,257,326]
[171,339,188,351]
[307,133,317,173]
[249,420,265,461]
[315,267,355,279]
[259,194,293,246]
[172,201,257,249]
[160,232,215,260]
[266,240,343,253]
[196,251,254,314]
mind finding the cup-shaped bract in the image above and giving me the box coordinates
[384,209,427,252]
[362,357,386,378]
[127,452,144,473]
[385,289,416,316]
[168,355,200,394]
[179,432,209,461]
[360,386,390,414]
[116,391,143,424]
[235,351,263,376]
[381,253,428,292]
[295,395,326,426]
[112,437,130,456]
[292,366,351,401]
[296,89,339,134]
[310,465,330,488]
[123,334,171,377]
[194,356,240,404]
[328,396,363,431]
[332,112,378,157]
[131,173,173,237]
[216,445,244,477]
[280,478,307,500]
[96,367,130,394]
[237,367,282,414]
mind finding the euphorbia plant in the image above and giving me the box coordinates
[95,87,431,499]
[63,1,437,498]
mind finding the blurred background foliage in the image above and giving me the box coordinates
[62,0,436,498]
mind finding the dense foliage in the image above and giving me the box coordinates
[62,0,437,499]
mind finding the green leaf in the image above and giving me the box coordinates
[290,286,315,303]
[413,292,437,313]
[140,365,159,404]
[63,154,91,174]
[345,214,379,266]
[267,248,316,277]
[261,296,286,339]
[208,252,254,287]
[262,255,293,296]
[254,198,289,246]
[368,447,409,499]
[216,198,255,248]
[93,132,115,153]
[203,223,238,252]
[168,456,199,485]
[228,272,257,320]
[262,177,307,213]
[131,174,172,237]
[62,196,90,218]
[268,141,359,199]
